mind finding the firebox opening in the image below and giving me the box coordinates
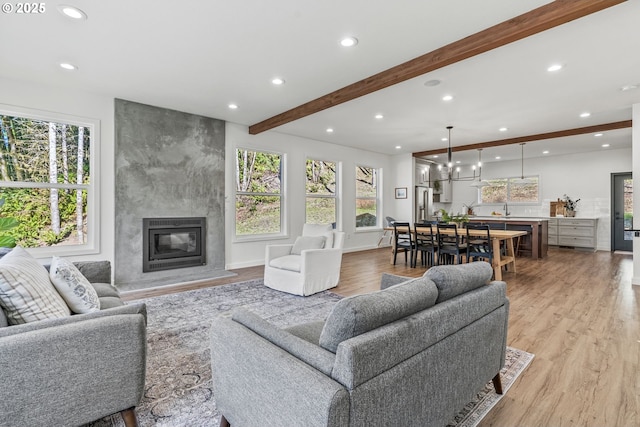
[143,217,206,272]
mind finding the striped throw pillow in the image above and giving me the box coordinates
[0,246,71,325]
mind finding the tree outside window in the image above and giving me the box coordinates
[0,112,91,249]
[480,176,539,204]
[306,159,336,226]
[355,166,379,228]
[235,149,282,236]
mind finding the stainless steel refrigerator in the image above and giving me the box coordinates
[415,186,434,223]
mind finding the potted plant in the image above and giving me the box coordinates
[438,209,469,227]
[563,194,581,217]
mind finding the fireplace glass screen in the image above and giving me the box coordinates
[143,217,206,272]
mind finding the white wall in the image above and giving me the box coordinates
[632,103,640,285]
[225,123,391,269]
[0,76,115,263]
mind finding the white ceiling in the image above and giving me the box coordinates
[1,0,638,166]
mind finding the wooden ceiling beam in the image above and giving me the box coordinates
[411,120,632,158]
[249,0,626,135]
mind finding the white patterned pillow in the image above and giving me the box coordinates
[49,256,100,314]
[0,246,71,325]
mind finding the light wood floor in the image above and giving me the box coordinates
[123,247,639,427]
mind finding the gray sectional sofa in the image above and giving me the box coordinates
[210,261,509,427]
[0,260,147,427]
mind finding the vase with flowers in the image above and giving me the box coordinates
[563,194,580,217]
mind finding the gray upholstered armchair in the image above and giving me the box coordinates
[0,261,147,427]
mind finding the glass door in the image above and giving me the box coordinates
[612,172,632,252]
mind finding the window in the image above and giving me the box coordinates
[0,106,97,255]
[306,159,337,226]
[235,148,282,236]
[479,176,539,204]
[355,165,379,228]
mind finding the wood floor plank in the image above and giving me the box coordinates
[122,246,639,426]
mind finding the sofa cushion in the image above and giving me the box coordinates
[49,256,101,314]
[0,246,71,325]
[303,223,334,249]
[269,255,301,272]
[91,282,121,299]
[291,235,326,255]
[319,275,438,353]
[424,261,493,303]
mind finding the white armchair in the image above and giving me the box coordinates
[264,224,345,296]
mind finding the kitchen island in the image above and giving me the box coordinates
[468,217,549,259]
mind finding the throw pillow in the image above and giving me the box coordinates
[291,235,326,255]
[319,275,439,353]
[0,246,71,325]
[302,223,334,249]
[49,256,101,314]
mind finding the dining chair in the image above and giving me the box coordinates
[392,222,414,265]
[412,223,438,267]
[465,223,493,264]
[436,223,467,265]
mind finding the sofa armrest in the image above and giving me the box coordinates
[211,316,349,427]
[0,303,147,427]
[380,273,412,289]
[265,244,294,263]
[300,248,343,274]
[231,308,335,375]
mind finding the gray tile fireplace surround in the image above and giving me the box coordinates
[114,99,233,291]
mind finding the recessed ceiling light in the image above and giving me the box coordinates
[340,37,358,47]
[495,156,501,160]
[547,64,563,72]
[602,143,610,148]
[424,79,441,87]
[543,150,550,154]
[620,84,638,92]
[326,128,334,133]
[58,5,87,20]
[499,127,508,132]
[433,155,439,158]
[375,114,384,119]
[395,145,401,149]
[455,160,461,164]
[59,62,77,70]
[441,137,448,142]
[228,103,238,110]
[580,112,591,118]
[594,133,603,137]
[442,95,453,101]
[271,78,285,85]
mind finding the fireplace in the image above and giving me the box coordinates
[142,217,206,272]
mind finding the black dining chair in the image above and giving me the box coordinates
[465,223,493,264]
[412,223,438,267]
[436,223,467,265]
[392,222,414,265]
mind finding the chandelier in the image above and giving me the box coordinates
[430,126,490,187]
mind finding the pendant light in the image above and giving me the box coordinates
[512,143,532,185]
[470,148,491,188]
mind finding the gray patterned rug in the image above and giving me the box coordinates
[90,279,533,427]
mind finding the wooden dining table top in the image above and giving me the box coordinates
[386,226,528,240]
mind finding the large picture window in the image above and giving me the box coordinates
[355,165,379,228]
[0,107,97,255]
[235,148,282,236]
[306,159,337,226]
[480,176,539,204]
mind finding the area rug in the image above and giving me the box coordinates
[89,279,533,427]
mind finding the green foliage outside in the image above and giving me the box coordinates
[0,114,90,247]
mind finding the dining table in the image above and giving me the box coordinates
[384,225,528,281]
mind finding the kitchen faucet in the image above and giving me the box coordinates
[504,203,511,217]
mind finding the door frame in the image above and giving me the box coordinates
[610,171,632,251]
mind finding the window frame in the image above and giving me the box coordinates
[233,147,285,241]
[355,164,381,230]
[478,175,540,205]
[0,103,100,258]
[305,158,338,228]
